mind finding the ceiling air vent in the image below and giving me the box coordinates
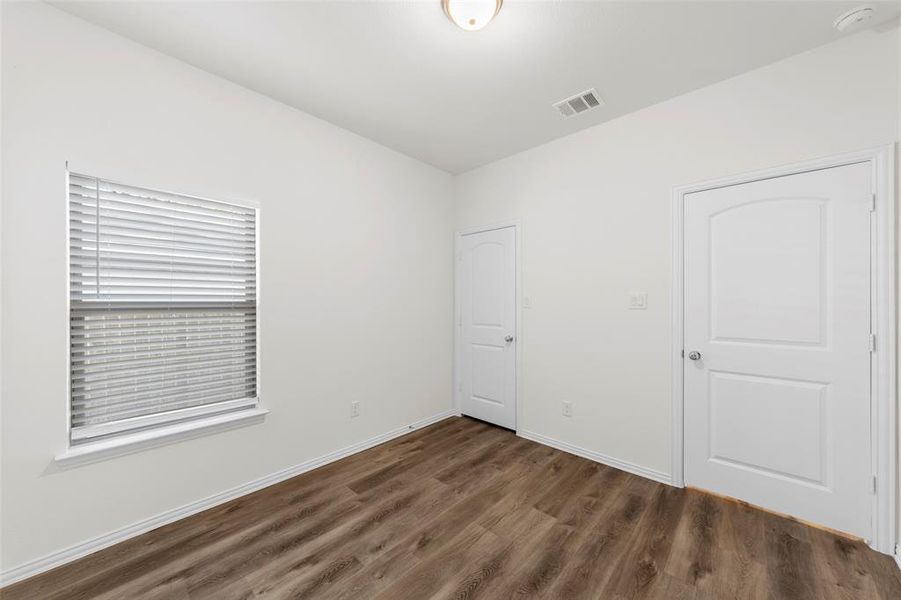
[553,89,604,119]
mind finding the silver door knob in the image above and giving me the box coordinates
[505,335,515,343]
[688,351,702,361]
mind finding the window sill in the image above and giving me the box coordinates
[54,408,269,469]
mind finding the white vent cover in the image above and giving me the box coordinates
[553,89,604,119]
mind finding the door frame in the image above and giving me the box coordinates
[670,144,897,554]
[454,220,522,431]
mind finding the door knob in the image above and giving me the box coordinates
[687,350,702,361]
[505,335,515,343]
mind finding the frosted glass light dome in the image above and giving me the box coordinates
[442,0,503,31]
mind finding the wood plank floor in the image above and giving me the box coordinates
[3,416,900,599]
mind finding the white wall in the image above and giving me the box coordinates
[0,2,454,573]
[454,28,899,480]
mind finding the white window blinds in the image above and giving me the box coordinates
[68,172,258,442]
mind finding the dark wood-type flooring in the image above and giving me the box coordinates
[3,416,900,599]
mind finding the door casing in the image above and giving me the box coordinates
[454,221,522,431]
[670,145,897,554]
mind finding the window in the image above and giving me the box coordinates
[68,172,258,443]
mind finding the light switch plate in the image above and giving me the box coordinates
[523,296,533,309]
[628,292,648,310]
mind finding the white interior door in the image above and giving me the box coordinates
[683,162,872,540]
[459,226,516,429]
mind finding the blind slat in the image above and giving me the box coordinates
[68,179,257,218]
[72,322,255,339]
[69,178,255,217]
[69,206,256,239]
[70,398,258,441]
[71,279,256,291]
[70,224,256,250]
[73,334,256,357]
[73,351,256,379]
[70,248,254,269]
[74,363,257,391]
[74,375,257,406]
[73,390,257,423]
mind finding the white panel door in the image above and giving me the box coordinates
[684,163,872,539]
[459,226,516,429]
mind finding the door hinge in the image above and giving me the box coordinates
[869,334,876,353]
[872,475,877,494]
[681,349,685,358]
[870,193,876,212]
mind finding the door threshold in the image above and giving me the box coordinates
[459,414,516,433]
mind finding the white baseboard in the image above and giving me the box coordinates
[517,429,672,486]
[895,545,901,571]
[0,409,457,588]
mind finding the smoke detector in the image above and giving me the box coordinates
[833,5,875,32]
[553,89,605,119]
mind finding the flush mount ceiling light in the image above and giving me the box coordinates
[442,0,503,31]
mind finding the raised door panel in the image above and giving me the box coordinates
[709,199,827,347]
[708,371,829,487]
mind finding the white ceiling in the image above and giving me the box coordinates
[52,1,900,174]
